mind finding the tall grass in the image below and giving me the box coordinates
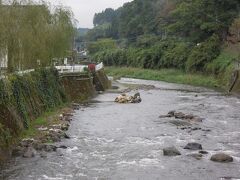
[106,67,220,88]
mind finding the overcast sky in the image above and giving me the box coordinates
[49,0,133,28]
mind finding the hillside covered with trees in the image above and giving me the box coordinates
[86,0,240,87]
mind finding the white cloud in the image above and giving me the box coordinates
[48,0,133,28]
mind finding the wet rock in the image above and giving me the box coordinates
[64,133,70,139]
[202,129,211,132]
[11,146,25,157]
[72,103,80,110]
[48,128,66,142]
[210,153,233,163]
[131,93,142,103]
[199,150,208,154]
[184,143,203,150]
[115,94,129,103]
[58,145,68,149]
[23,147,36,158]
[50,124,69,131]
[159,115,169,118]
[168,111,175,117]
[180,126,191,130]
[187,153,203,160]
[33,143,45,151]
[184,114,195,119]
[159,111,204,124]
[220,177,240,180]
[163,146,181,156]
[20,138,36,147]
[191,127,202,131]
[169,120,191,127]
[174,112,186,119]
[40,152,47,158]
[190,117,204,123]
[42,144,58,152]
[115,93,142,104]
[33,143,57,152]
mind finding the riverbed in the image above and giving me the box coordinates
[1,78,240,180]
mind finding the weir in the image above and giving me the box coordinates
[59,63,111,102]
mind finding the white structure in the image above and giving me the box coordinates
[0,48,8,69]
[55,65,88,73]
[55,62,104,74]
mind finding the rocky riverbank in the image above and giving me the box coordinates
[159,110,234,163]
[10,104,83,159]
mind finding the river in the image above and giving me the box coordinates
[1,78,240,180]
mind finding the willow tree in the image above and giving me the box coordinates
[0,0,75,72]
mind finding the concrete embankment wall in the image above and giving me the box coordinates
[93,69,111,91]
[0,68,67,161]
[61,73,96,102]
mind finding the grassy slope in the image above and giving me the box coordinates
[106,67,221,89]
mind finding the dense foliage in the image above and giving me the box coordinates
[0,0,75,72]
[87,0,240,75]
[0,68,67,147]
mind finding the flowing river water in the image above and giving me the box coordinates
[1,78,240,180]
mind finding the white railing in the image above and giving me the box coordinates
[55,62,104,74]
[55,65,88,74]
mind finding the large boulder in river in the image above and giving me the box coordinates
[115,93,142,104]
[163,146,181,156]
[184,143,203,150]
[210,153,233,163]
[115,94,130,103]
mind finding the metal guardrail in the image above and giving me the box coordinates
[55,65,88,73]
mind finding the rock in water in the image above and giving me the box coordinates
[115,92,142,104]
[184,143,203,150]
[210,153,233,163]
[23,147,36,158]
[199,150,208,154]
[133,92,140,98]
[187,153,203,160]
[163,146,181,156]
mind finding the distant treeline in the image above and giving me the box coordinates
[86,0,240,77]
[0,0,75,72]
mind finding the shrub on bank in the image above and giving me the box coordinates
[186,34,221,72]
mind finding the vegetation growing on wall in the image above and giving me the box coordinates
[0,68,67,148]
